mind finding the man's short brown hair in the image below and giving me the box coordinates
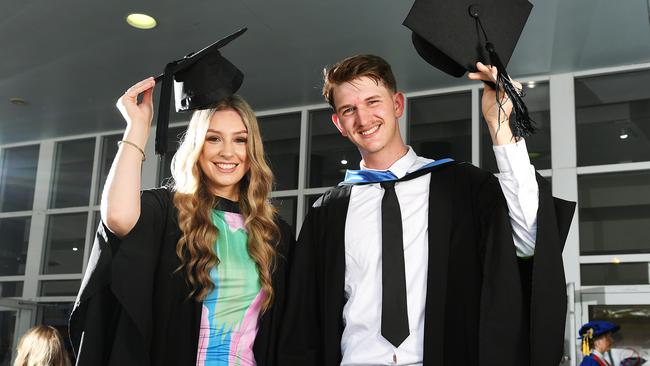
[322,54,397,109]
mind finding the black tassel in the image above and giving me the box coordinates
[155,62,176,156]
[485,42,536,139]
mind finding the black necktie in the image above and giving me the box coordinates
[380,180,410,347]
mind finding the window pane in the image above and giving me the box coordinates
[579,171,650,254]
[480,83,551,172]
[42,213,87,274]
[576,70,650,166]
[258,113,301,191]
[409,92,471,162]
[272,197,296,233]
[581,262,650,286]
[589,305,650,355]
[158,126,186,186]
[0,310,17,365]
[0,145,39,212]
[50,138,95,208]
[0,217,30,276]
[39,280,81,297]
[0,282,23,297]
[308,109,360,188]
[95,134,121,204]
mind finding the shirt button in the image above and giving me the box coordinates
[393,353,397,364]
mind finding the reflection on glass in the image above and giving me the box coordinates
[50,138,95,208]
[308,109,360,188]
[0,144,39,212]
[95,134,121,204]
[39,280,82,297]
[581,262,650,286]
[589,305,650,359]
[579,171,650,254]
[575,70,650,166]
[158,126,187,186]
[480,83,551,172]
[409,92,471,163]
[258,113,301,191]
[0,217,30,276]
[42,213,87,274]
[0,282,23,297]
[272,197,297,232]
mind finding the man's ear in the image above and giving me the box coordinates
[331,113,348,137]
[394,92,405,118]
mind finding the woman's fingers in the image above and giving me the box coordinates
[124,77,155,100]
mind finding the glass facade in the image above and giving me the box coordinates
[575,70,650,166]
[258,113,301,191]
[578,170,650,255]
[49,138,95,208]
[42,213,87,274]
[409,92,472,162]
[0,145,39,212]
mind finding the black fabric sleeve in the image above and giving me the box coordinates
[276,208,324,366]
[473,170,575,366]
[69,188,171,366]
[253,217,296,366]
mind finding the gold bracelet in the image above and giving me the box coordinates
[117,140,146,161]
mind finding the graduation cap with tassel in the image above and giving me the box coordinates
[153,27,247,156]
[403,0,536,138]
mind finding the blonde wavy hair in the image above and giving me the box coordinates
[14,325,70,366]
[170,95,279,311]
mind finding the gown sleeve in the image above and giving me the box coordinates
[253,216,296,366]
[276,208,325,366]
[69,188,172,366]
[474,170,575,366]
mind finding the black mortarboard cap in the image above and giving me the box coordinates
[403,0,536,138]
[154,27,247,155]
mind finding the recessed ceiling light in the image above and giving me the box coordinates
[612,257,621,264]
[619,128,629,140]
[72,247,79,252]
[340,159,348,165]
[526,81,536,88]
[9,97,29,106]
[126,13,157,30]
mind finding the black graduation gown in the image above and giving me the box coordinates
[278,162,575,366]
[69,187,294,366]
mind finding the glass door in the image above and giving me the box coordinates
[0,299,36,366]
[580,290,650,366]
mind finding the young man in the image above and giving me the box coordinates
[278,55,575,366]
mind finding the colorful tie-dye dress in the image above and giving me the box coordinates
[195,206,265,366]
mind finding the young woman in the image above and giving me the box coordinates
[70,77,293,366]
[14,325,70,366]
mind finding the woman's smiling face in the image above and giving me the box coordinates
[197,108,249,200]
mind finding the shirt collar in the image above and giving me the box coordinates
[359,146,417,179]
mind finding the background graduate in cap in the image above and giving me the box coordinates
[69,28,294,366]
[277,0,575,365]
[579,321,620,366]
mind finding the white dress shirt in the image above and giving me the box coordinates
[337,140,539,366]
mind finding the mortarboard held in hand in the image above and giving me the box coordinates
[403,0,535,138]
[153,27,247,156]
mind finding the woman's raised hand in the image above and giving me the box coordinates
[116,77,156,130]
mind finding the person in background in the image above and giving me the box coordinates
[579,320,620,366]
[14,325,70,366]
